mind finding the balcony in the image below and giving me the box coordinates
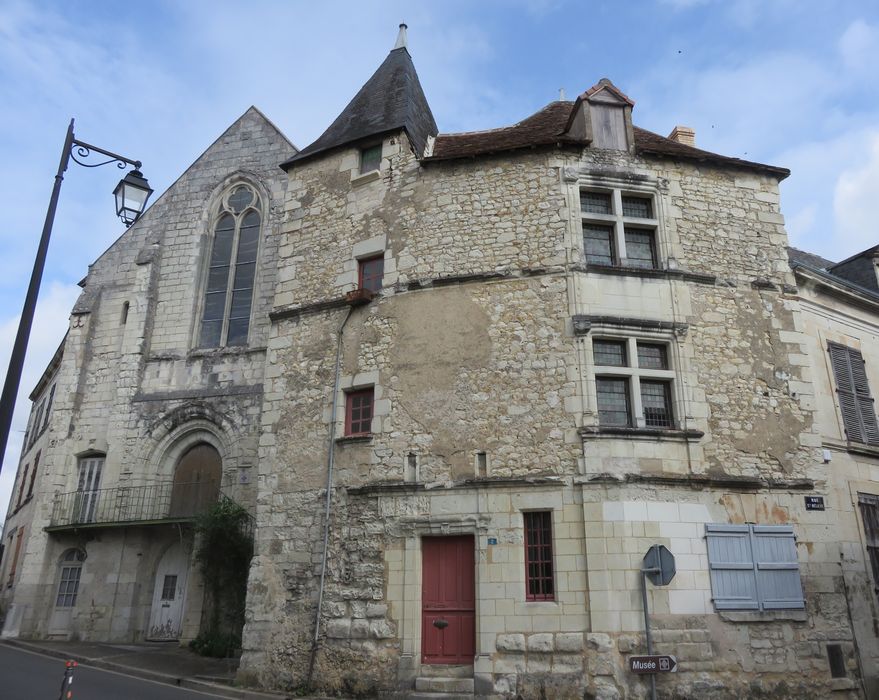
[46,481,249,533]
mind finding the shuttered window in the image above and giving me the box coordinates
[705,524,804,611]
[858,493,879,600]
[828,343,879,445]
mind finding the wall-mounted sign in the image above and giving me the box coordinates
[487,537,498,545]
[629,655,677,674]
[805,496,825,511]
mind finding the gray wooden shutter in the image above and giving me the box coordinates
[849,350,879,444]
[752,525,805,610]
[706,524,759,610]
[829,342,879,445]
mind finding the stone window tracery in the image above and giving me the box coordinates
[581,188,659,270]
[199,184,262,347]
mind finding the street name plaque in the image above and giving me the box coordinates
[629,655,677,674]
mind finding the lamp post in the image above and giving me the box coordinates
[0,118,152,474]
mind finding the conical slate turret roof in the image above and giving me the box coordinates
[281,40,437,169]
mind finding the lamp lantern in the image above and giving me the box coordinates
[113,168,153,226]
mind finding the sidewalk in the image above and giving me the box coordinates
[0,637,293,699]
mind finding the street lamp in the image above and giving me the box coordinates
[0,118,152,474]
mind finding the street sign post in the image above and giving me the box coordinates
[629,655,678,674]
[640,544,678,700]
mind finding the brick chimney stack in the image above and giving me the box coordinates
[668,125,696,147]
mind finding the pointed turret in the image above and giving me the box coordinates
[281,24,437,169]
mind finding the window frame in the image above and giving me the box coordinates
[705,523,805,611]
[360,144,382,175]
[358,255,385,293]
[858,493,879,601]
[344,388,375,437]
[592,336,676,429]
[580,187,660,270]
[523,510,555,602]
[198,184,263,348]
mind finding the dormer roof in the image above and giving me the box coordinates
[281,34,437,170]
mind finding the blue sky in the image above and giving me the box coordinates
[1,0,878,518]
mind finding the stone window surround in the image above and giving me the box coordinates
[579,322,688,432]
[348,137,395,187]
[193,178,268,350]
[851,479,879,603]
[334,370,390,440]
[333,234,399,294]
[567,170,671,272]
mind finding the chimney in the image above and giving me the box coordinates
[668,126,696,147]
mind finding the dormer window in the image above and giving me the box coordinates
[360,145,382,174]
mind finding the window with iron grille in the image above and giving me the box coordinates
[199,184,262,348]
[828,343,879,445]
[858,493,879,601]
[705,524,804,610]
[358,255,384,292]
[345,388,374,436]
[524,511,555,601]
[580,189,658,269]
[593,338,675,429]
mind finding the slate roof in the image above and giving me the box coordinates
[787,247,835,270]
[427,100,790,179]
[282,47,437,169]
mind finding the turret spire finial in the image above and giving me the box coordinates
[394,23,408,50]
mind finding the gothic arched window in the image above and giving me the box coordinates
[200,184,261,347]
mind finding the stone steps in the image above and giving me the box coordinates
[419,664,473,678]
[408,693,474,700]
[415,676,474,693]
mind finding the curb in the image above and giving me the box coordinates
[0,639,291,699]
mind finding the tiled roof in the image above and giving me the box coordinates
[427,100,789,179]
[282,47,437,169]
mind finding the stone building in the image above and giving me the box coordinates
[2,26,879,700]
[1,106,294,642]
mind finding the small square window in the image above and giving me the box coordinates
[358,255,384,292]
[345,388,374,436]
[640,380,673,428]
[524,511,554,601]
[360,145,382,174]
[593,339,627,367]
[637,343,668,370]
[621,195,653,218]
[624,228,657,269]
[581,191,612,215]
[161,574,178,601]
[584,224,615,266]
[596,377,631,426]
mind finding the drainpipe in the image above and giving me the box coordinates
[307,305,353,687]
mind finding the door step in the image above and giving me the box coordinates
[409,694,473,700]
[415,677,475,693]
[419,664,473,678]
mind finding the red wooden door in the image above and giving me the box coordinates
[421,535,475,664]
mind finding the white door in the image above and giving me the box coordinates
[147,543,189,640]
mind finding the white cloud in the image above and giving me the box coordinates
[833,132,879,255]
[0,281,80,523]
[839,19,879,70]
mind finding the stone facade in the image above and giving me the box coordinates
[2,35,877,700]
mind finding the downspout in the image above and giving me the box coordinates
[307,304,353,687]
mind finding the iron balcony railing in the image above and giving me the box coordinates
[47,481,247,531]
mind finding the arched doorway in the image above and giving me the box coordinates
[168,443,221,518]
[47,549,86,637]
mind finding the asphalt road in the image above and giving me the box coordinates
[0,643,233,700]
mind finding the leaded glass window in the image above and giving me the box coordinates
[580,189,659,269]
[200,185,262,347]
